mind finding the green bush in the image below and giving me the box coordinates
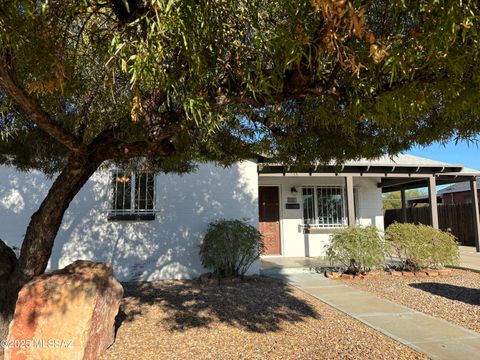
[325,226,385,274]
[385,223,459,271]
[199,219,264,278]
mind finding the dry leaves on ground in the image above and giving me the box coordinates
[339,269,480,333]
[101,278,426,360]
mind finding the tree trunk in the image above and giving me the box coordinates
[0,152,104,340]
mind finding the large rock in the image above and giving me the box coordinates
[5,260,123,360]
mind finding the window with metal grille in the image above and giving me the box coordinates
[302,186,358,228]
[108,171,155,221]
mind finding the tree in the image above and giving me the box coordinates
[383,189,426,210]
[1,0,479,335]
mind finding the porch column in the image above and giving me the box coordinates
[345,175,355,227]
[400,188,407,223]
[469,177,480,252]
[428,176,439,229]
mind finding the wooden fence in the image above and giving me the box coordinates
[384,204,477,246]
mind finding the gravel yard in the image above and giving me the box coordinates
[101,278,426,360]
[339,269,480,333]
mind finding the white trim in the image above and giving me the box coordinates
[259,172,437,178]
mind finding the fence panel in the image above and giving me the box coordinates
[384,204,476,246]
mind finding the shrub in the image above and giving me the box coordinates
[325,226,385,274]
[385,223,459,271]
[199,219,264,278]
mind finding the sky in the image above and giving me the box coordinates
[406,138,480,170]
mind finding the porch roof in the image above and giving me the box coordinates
[257,154,480,193]
[438,178,480,195]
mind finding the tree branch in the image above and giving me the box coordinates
[245,108,287,137]
[214,85,339,108]
[0,56,84,152]
[87,126,177,162]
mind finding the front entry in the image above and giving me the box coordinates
[259,186,281,255]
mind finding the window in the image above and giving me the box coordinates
[108,170,155,220]
[302,186,358,228]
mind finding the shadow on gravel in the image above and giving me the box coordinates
[116,278,318,333]
[410,282,480,306]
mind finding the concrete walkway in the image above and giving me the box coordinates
[459,246,480,271]
[269,272,480,360]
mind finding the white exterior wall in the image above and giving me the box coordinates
[258,175,384,257]
[0,161,259,281]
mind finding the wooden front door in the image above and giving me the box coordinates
[259,186,281,255]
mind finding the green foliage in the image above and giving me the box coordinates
[326,226,385,274]
[382,189,426,210]
[385,223,459,271]
[1,1,480,174]
[199,219,264,278]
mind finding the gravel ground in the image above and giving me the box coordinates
[101,278,426,360]
[339,269,480,333]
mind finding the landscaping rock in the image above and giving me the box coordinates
[437,269,452,276]
[331,272,341,279]
[425,271,439,277]
[5,260,123,360]
[369,271,381,279]
[402,271,415,277]
[340,274,354,279]
[101,279,427,360]
[324,271,341,279]
[389,271,402,277]
[362,271,381,280]
[338,269,480,334]
[414,271,428,277]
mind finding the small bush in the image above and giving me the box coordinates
[385,223,459,271]
[199,219,264,278]
[325,226,385,274]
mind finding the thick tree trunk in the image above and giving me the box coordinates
[0,152,104,340]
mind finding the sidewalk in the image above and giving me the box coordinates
[269,272,480,360]
[459,246,480,271]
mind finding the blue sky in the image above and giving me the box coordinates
[406,138,480,170]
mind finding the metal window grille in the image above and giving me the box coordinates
[302,187,315,225]
[301,186,348,228]
[109,170,155,216]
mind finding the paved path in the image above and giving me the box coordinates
[269,272,480,360]
[459,246,480,271]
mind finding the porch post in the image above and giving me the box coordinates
[401,188,407,223]
[469,177,480,252]
[428,176,439,229]
[345,175,355,227]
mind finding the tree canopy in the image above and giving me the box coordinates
[1,0,479,173]
[1,0,480,332]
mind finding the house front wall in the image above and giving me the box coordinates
[258,175,384,257]
[0,161,259,281]
[442,190,480,205]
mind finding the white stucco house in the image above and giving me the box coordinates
[1,154,478,280]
